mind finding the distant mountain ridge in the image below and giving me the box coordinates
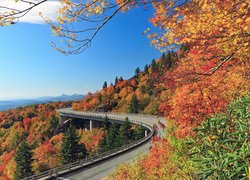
[0,94,85,112]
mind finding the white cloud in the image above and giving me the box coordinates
[0,0,61,24]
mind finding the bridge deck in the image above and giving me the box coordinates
[57,108,166,180]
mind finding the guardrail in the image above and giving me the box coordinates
[23,111,155,180]
[59,108,165,121]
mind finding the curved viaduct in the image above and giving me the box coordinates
[25,108,166,180]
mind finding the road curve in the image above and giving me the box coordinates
[57,108,166,180]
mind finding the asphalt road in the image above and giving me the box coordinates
[57,110,165,180]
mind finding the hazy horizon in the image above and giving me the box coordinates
[0,93,85,101]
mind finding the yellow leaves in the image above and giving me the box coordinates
[5,22,11,26]
[57,16,64,24]
[101,1,106,7]
[235,18,242,24]
[93,6,103,14]
[148,0,249,64]
[201,3,208,10]
[58,5,69,15]
[51,26,62,35]
[61,0,72,6]
[143,27,150,35]
[243,42,249,47]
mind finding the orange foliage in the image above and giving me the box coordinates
[0,150,15,178]
[140,138,172,177]
[78,128,105,153]
[23,118,31,131]
[32,141,61,172]
[0,102,71,179]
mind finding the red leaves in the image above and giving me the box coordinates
[23,118,31,131]
[33,141,61,171]
[141,138,172,177]
[0,150,15,174]
[159,102,172,116]
[0,102,72,178]
[201,61,216,72]
[78,128,105,153]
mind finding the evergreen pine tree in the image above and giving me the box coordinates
[0,147,3,156]
[144,64,149,74]
[146,80,154,95]
[128,94,139,113]
[151,59,157,72]
[14,141,33,180]
[102,117,111,131]
[135,67,140,78]
[133,125,145,140]
[167,51,172,68]
[117,119,132,146]
[161,53,166,64]
[115,76,118,84]
[45,114,59,138]
[99,123,119,152]
[61,125,86,164]
[103,81,107,89]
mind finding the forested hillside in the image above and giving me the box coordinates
[0,101,145,179]
[73,38,249,179]
[0,102,104,179]
[74,46,249,138]
[73,50,178,115]
[0,0,249,179]
[72,44,249,178]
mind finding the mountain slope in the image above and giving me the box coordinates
[73,52,178,115]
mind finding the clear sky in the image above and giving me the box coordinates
[0,5,161,100]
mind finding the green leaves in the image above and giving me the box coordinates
[188,95,250,179]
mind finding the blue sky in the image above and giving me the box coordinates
[0,5,161,100]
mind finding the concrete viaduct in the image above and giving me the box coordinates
[24,108,166,180]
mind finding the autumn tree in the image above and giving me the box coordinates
[61,125,86,164]
[32,141,60,172]
[143,98,160,115]
[148,0,249,81]
[14,141,33,179]
[78,128,105,153]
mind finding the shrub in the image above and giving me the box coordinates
[188,95,250,179]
